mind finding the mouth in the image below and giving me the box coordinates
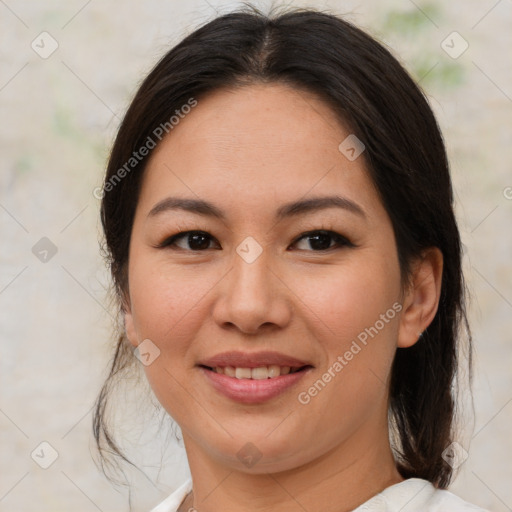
[196,351,314,403]
[198,364,313,404]
[198,364,313,379]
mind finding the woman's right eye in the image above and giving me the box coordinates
[158,230,220,251]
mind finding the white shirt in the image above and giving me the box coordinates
[149,477,490,512]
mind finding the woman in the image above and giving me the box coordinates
[93,5,489,511]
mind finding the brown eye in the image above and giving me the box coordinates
[158,231,220,251]
[291,230,354,251]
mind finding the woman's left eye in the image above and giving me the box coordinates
[291,230,354,251]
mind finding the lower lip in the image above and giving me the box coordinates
[199,366,311,404]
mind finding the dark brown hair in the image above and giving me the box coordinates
[94,3,472,489]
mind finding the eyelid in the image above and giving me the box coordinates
[155,230,219,250]
[291,229,354,246]
[155,228,355,251]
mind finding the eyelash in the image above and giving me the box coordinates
[155,228,355,252]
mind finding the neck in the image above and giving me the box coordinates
[179,419,403,512]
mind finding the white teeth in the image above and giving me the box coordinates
[212,365,297,379]
[251,366,270,380]
[224,366,236,377]
[235,367,252,379]
[268,365,281,378]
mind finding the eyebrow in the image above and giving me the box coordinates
[147,195,366,220]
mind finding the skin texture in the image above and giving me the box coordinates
[124,83,443,512]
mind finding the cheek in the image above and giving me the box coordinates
[291,253,401,403]
[128,258,215,342]
[127,259,214,419]
[292,253,401,345]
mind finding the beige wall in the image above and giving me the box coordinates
[1,1,510,510]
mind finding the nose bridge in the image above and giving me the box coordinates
[213,236,290,333]
[231,237,274,304]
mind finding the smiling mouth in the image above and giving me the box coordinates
[199,364,313,379]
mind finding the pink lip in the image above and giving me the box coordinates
[199,366,312,404]
[198,350,310,369]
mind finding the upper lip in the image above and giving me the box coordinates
[198,351,312,369]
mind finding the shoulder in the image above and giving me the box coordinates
[149,478,193,512]
[427,486,490,512]
[355,478,490,512]
[148,477,490,512]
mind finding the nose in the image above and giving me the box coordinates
[212,244,292,335]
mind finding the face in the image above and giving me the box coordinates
[124,83,430,474]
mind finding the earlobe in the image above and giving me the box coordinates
[397,247,443,349]
[123,299,139,348]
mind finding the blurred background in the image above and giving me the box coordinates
[1,0,511,510]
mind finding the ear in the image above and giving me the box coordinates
[397,247,443,349]
[123,294,139,349]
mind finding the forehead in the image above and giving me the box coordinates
[138,83,382,222]
[154,83,346,170]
